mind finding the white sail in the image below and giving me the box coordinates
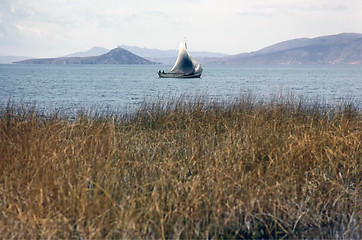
[170,42,202,75]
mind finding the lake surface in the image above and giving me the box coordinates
[1,64,361,114]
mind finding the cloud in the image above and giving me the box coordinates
[14,24,46,38]
[238,3,348,17]
[0,0,361,56]
[309,4,347,11]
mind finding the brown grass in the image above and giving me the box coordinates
[0,96,361,239]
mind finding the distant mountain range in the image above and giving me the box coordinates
[14,48,154,64]
[6,33,362,65]
[63,45,227,59]
[118,45,228,64]
[206,33,362,65]
[63,46,110,57]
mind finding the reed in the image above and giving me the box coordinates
[0,96,360,239]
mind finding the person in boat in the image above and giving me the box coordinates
[158,70,161,74]
[162,70,165,74]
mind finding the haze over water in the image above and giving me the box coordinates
[1,64,361,115]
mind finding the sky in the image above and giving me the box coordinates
[1,0,362,57]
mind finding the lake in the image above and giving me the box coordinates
[1,64,361,114]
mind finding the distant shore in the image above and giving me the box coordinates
[1,96,360,239]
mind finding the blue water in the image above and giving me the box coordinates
[1,64,361,114]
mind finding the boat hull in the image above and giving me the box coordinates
[158,72,201,78]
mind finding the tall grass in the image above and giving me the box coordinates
[0,96,360,239]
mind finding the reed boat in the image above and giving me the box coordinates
[158,41,203,78]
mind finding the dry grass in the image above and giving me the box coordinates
[0,96,361,239]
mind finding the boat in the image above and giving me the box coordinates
[158,42,203,78]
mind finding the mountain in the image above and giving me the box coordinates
[119,45,228,64]
[10,33,362,65]
[208,33,362,65]
[119,45,228,58]
[64,47,110,57]
[119,45,177,58]
[14,47,155,64]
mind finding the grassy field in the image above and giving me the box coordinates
[0,96,361,239]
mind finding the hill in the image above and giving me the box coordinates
[208,33,362,65]
[9,33,362,65]
[119,45,228,58]
[14,48,155,64]
[64,47,110,57]
[119,45,228,64]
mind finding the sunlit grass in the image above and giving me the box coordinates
[0,96,360,239]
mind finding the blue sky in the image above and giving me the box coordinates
[1,0,361,57]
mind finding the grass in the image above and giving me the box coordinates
[0,96,361,239]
